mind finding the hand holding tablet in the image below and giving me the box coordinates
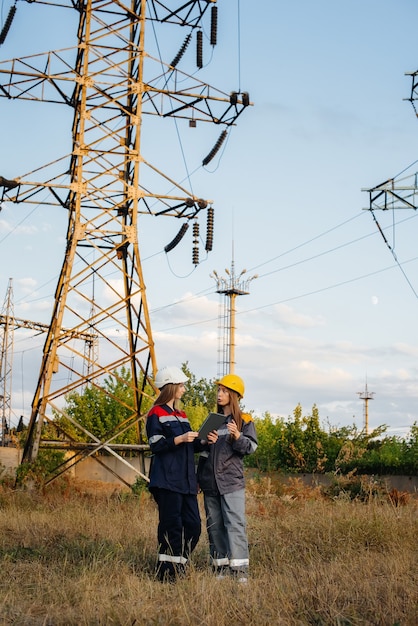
[198,412,225,440]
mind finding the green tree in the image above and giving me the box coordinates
[52,366,154,445]
[183,404,208,432]
[299,404,328,472]
[322,423,351,467]
[403,421,418,474]
[280,404,306,471]
[181,362,217,410]
[250,412,285,471]
[334,424,388,473]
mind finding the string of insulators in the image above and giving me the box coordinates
[196,30,203,69]
[230,91,250,107]
[370,210,392,250]
[0,4,17,46]
[192,221,199,265]
[202,129,227,166]
[164,222,189,253]
[205,207,214,252]
[170,33,192,68]
[210,6,218,46]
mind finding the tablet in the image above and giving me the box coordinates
[198,412,225,440]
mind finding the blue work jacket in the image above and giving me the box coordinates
[146,404,206,495]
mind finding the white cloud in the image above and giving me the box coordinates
[273,303,325,329]
[17,277,38,293]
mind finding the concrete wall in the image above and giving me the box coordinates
[281,472,418,493]
[74,454,151,486]
[0,448,417,492]
[0,447,150,488]
[0,447,22,475]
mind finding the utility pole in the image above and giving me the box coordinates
[211,257,257,376]
[357,382,375,434]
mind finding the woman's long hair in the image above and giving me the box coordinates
[218,388,243,432]
[151,382,183,411]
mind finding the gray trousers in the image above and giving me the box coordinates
[203,489,249,574]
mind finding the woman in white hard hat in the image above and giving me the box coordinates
[146,366,209,582]
[197,374,258,583]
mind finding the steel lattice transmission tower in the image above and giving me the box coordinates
[362,67,418,269]
[360,67,418,441]
[363,68,418,222]
[0,278,14,446]
[0,0,251,483]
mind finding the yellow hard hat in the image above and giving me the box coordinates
[216,374,245,398]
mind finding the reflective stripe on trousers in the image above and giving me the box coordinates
[158,554,188,564]
[203,489,249,572]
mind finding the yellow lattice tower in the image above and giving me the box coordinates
[0,0,251,484]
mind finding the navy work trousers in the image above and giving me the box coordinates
[152,488,201,580]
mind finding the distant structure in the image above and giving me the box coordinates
[211,253,257,377]
[0,280,97,444]
[0,278,13,446]
[357,382,375,434]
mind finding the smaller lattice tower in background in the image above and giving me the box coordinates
[211,248,257,377]
[0,278,14,446]
[357,382,375,434]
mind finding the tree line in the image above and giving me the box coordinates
[34,364,418,476]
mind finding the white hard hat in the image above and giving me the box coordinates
[154,366,188,389]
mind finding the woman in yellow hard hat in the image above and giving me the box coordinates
[197,373,258,583]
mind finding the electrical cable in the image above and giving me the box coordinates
[246,213,364,273]
[257,228,378,279]
[254,211,418,280]
[370,209,418,299]
[165,252,197,279]
[0,203,40,245]
[155,254,418,333]
[245,159,418,275]
[9,200,418,321]
[241,255,418,316]
[150,209,418,325]
[15,210,418,314]
[246,211,418,300]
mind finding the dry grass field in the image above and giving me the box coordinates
[0,474,417,626]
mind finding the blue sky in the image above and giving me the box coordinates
[1,0,418,436]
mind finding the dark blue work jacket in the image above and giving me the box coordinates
[146,404,206,495]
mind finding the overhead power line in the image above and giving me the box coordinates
[155,254,418,333]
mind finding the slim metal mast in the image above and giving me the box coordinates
[357,382,375,435]
[211,249,257,376]
[0,0,251,483]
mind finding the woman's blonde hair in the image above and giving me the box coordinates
[152,383,183,410]
[218,387,243,432]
